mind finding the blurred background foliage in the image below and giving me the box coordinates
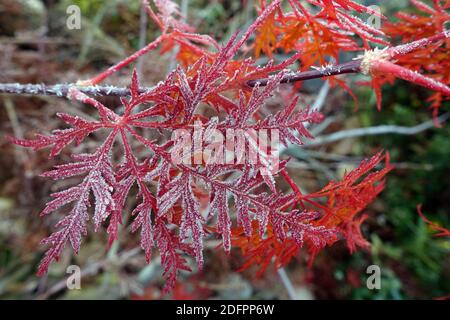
[0,0,448,299]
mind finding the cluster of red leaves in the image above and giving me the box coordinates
[308,151,392,252]
[249,0,388,97]
[233,151,392,274]
[8,0,449,292]
[253,0,388,66]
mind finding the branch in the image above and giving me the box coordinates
[0,60,362,97]
[247,60,361,87]
[136,0,149,78]
[1,30,446,97]
[304,111,450,147]
[0,83,151,97]
[277,267,298,300]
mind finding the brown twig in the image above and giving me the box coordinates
[0,60,362,97]
[247,60,361,86]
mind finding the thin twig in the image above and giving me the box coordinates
[311,80,331,113]
[136,1,149,78]
[277,267,297,300]
[247,60,361,87]
[305,111,450,147]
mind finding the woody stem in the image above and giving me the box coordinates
[0,60,362,97]
[246,60,362,87]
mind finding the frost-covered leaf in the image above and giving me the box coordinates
[155,221,192,294]
[131,198,154,262]
[37,133,116,274]
[209,186,231,252]
[9,113,103,157]
[179,175,205,268]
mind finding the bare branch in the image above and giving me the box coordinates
[247,60,361,87]
[136,0,149,78]
[0,83,150,97]
[305,111,450,147]
[277,267,297,300]
[0,60,362,97]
